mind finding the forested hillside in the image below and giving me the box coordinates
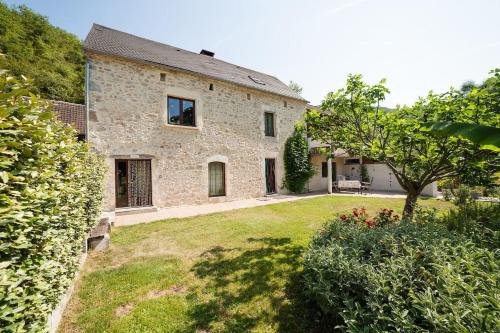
[0,2,84,103]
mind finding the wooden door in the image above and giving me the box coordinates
[115,159,152,208]
[115,160,129,208]
[265,158,276,194]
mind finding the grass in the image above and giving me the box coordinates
[59,195,452,333]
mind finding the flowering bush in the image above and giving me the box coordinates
[339,207,399,228]
[303,219,499,332]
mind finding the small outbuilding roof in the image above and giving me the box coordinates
[51,100,86,135]
[84,24,307,102]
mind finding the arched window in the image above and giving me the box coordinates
[209,162,225,197]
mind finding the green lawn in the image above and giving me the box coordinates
[59,196,452,333]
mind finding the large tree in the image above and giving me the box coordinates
[0,2,85,103]
[306,71,499,220]
[288,80,303,95]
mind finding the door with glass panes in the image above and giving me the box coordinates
[265,158,276,194]
[115,159,152,208]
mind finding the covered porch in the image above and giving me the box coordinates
[307,142,438,197]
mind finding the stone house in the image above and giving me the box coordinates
[83,24,308,212]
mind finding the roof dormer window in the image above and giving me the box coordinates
[248,75,265,85]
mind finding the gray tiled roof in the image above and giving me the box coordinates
[84,24,307,102]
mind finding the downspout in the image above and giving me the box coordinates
[327,144,333,194]
[85,60,90,141]
[304,119,312,193]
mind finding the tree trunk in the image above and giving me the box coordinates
[402,190,419,221]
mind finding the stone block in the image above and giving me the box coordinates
[88,234,110,251]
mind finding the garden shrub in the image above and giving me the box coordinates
[283,125,314,193]
[442,202,500,251]
[441,188,453,201]
[412,205,439,225]
[303,210,499,332]
[0,73,106,331]
[360,164,370,183]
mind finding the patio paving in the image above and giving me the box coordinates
[112,190,412,226]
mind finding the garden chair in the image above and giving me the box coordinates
[361,177,373,194]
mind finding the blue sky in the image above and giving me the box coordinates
[5,0,500,106]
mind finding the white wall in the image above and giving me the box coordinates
[308,159,438,197]
[308,155,352,191]
[308,155,328,191]
[364,163,438,197]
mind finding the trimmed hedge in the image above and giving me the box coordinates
[0,72,106,331]
[303,213,499,332]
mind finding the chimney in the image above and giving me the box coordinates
[200,49,215,57]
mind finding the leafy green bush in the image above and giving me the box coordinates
[0,3,85,103]
[411,205,439,224]
[437,178,457,190]
[441,188,453,201]
[360,164,370,183]
[303,217,499,332]
[0,73,106,331]
[442,201,500,250]
[283,126,314,193]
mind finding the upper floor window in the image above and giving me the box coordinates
[168,96,195,127]
[264,112,275,137]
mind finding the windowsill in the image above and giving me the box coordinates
[163,124,201,131]
[264,135,278,141]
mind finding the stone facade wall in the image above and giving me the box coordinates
[87,53,307,210]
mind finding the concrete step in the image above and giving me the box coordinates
[115,206,159,216]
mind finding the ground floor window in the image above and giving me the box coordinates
[209,162,225,197]
[321,161,337,179]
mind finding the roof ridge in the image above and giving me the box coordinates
[85,24,307,102]
[91,24,199,58]
[90,23,279,80]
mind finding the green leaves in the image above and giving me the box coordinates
[421,122,500,152]
[0,3,85,103]
[0,72,107,331]
[307,71,500,218]
[303,218,499,332]
[283,128,315,193]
